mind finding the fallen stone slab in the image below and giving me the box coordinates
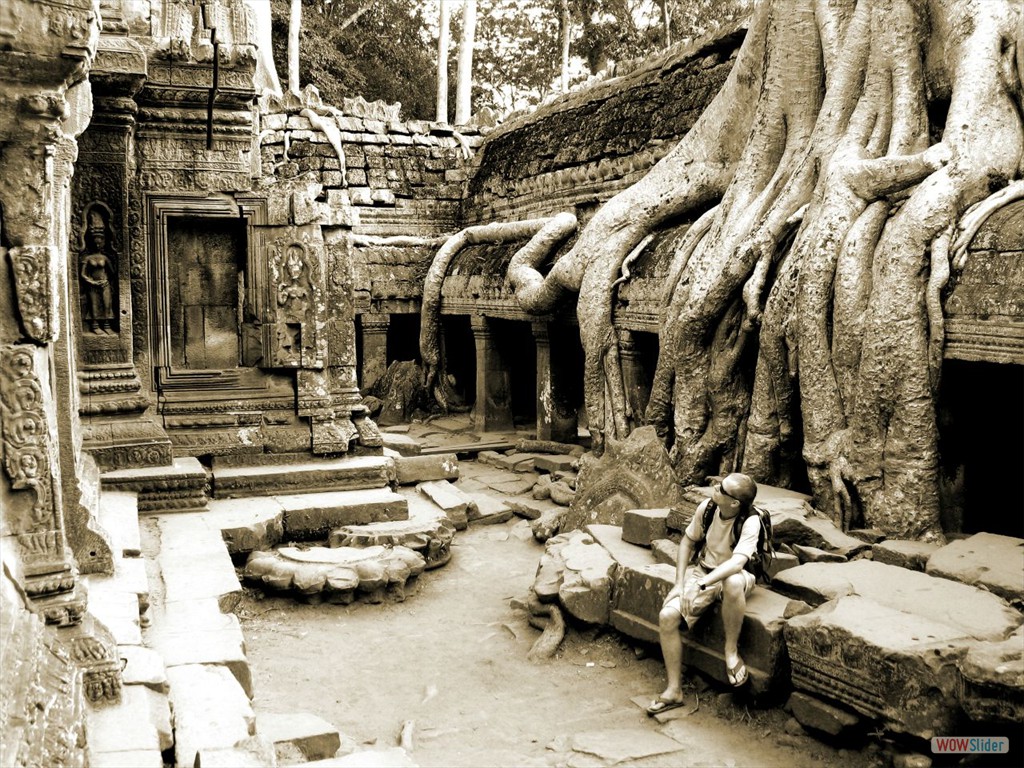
[87,683,164,754]
[245,544,427,603]
[194,736,277,768]
[205,497,285,556]
[212,455,394,498]
[533,455,578,474]
[506,496,562,520]
[871,539,938,571]
[83,588,141,646]
[258,712,342,762]
[280,488,409,540]
[766,551,800,581]
[788,691,863,739]
[515,438,585,458]
[570,728,683,763]
[394,453,459,485]
[772,560,1022,641]
[772,511,872,556]
[556,531,617,625]
[792,544,847,564]
[483,451,541,473]
[328,518,454,568]
[622,508,670,548]
[531,507,568,542]
[785,596,967,739]
[416,480,473,529]
[119,645,168,693]
[958,625,1024,725]
[381,432,421,456]
[465,492,513,525]
[926,532,1024,606]
[167,664,256,768]
[651,538,678,566]
[848,528,887,543]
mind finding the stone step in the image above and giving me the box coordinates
[211,454,395,499]
[167,664,257,768]
[258,712,342,763]
[101,457,208,513]
[155,515,243,612]
[86,683,170,767]
[97,490,142,558]
[925,532,1024,606]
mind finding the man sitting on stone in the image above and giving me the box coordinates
[646,472,760,715]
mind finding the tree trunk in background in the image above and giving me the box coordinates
[288,0,301,94]
[437,0,451,122]
[455,0,477,124]
[560,0,571,92]
[661,0,671,47]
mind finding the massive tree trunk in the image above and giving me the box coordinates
[499,0,1023,540]
[456,0,478,124]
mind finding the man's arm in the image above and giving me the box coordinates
[695,552,749,591]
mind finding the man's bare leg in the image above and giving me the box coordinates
[721,573,747,676]
[656,603,686,702]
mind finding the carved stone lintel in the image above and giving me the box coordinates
[7,245,59,343]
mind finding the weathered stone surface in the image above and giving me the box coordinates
[557,532,617,625]
[417,480,472,529]
[212,455,395,498]
[259,712,342,762]
[531,507,568,542]
[195,736,277,768]
[570,729,684,763]
[381,432,422,456]
[101,457,209,513]
[785,597,967,739]
[772,561,1021,641]
[848,528,887,543]
[585,524,658,572]
[766,551,800,581]
[149,612,252,697]
[330,516,455,568]
[507,496,562,520]
[85,588,141,646]
[466,492,514,525]
[280,488,409,540]
[167,665,256,768]
[609,562,675,643]
[157,517,242,611]
[566,426,685,530]
[926,533,1024,605]
[788,691,862,738]
[87,684,163,754]
[871,539,939,571]
[958,626,1024,725]
[393,453,459,485]
[549,479,576,506]
[316,746,417,766]
[621,508,670,547]
[89,749,164,768]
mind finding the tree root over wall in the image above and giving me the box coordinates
[527,593,566,661]
[497,0,1023,541]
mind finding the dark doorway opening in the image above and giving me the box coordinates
[938,360,1023,537]
[441,315,475,408]
[387,313,421,365]
[490,318,537,428]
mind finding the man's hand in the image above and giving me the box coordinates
[680,579,702,617]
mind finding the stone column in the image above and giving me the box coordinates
[360,313,390,392]
[471,315,513,431]
[533,321,577,442]
[618,329,650,429]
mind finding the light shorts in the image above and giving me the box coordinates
[662,565,755,630]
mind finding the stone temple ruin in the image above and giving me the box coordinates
[1,1,1022,766]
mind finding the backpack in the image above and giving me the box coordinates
[699,500,776,585]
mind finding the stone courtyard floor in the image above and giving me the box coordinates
[236,417,878,768]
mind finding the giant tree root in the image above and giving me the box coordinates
[527,592,566,661]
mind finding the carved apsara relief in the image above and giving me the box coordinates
[78,204,119,336]
[266,228,326,368]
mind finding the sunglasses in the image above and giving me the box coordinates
[716,482,737,502]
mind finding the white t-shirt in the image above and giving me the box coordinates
[685,499,760,570]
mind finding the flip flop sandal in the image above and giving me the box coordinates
[646,697,686,717]
[726,659,748,687]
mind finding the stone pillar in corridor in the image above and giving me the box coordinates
[471,315,513,431]
[618,329,650,429]
[532,321,577,442]
[360,312,390,392]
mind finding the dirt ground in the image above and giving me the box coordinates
[237,487,880,768]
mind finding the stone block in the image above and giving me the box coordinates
[382,433,421,456]
[622,508,670,547]
[416,480,472,530]
[280,488,409,540]
[159,540,242,613]
[211,455,394,499]
[788,691,862,738]
[532,455,578,474]
[167,665,256,767]
[259,712,342,762]
[785,596,966,739]
[89,750,164,768]
[87,683,163,753]
[150,615,252,698]
[328,518,451,568]
[84,588,141,646]
[467,493,514,525]
[958,626,1024,725]
[393,454,459,485]
[871,539,938,571]
[792,544,847,563]
[119,645,168,693]
[772,511,872,556]
[585,524,658,572]
[926,533,1024,605]
[765,551,800,581]
[771,560,1021,641]
[609,562,675,643]
[97,490,142,557]
[570,729,684,763]
[507,496,563,520]
[196,736,277,767]
[651,538,678,566]
[206,497,286,556]
[558,532,617,625]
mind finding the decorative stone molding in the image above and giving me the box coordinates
[6,245,59,343]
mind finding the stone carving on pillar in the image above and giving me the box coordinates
[359,313,390,392]
[7,245,60,344]
[267,229,325,368]
[78,204,118,337]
